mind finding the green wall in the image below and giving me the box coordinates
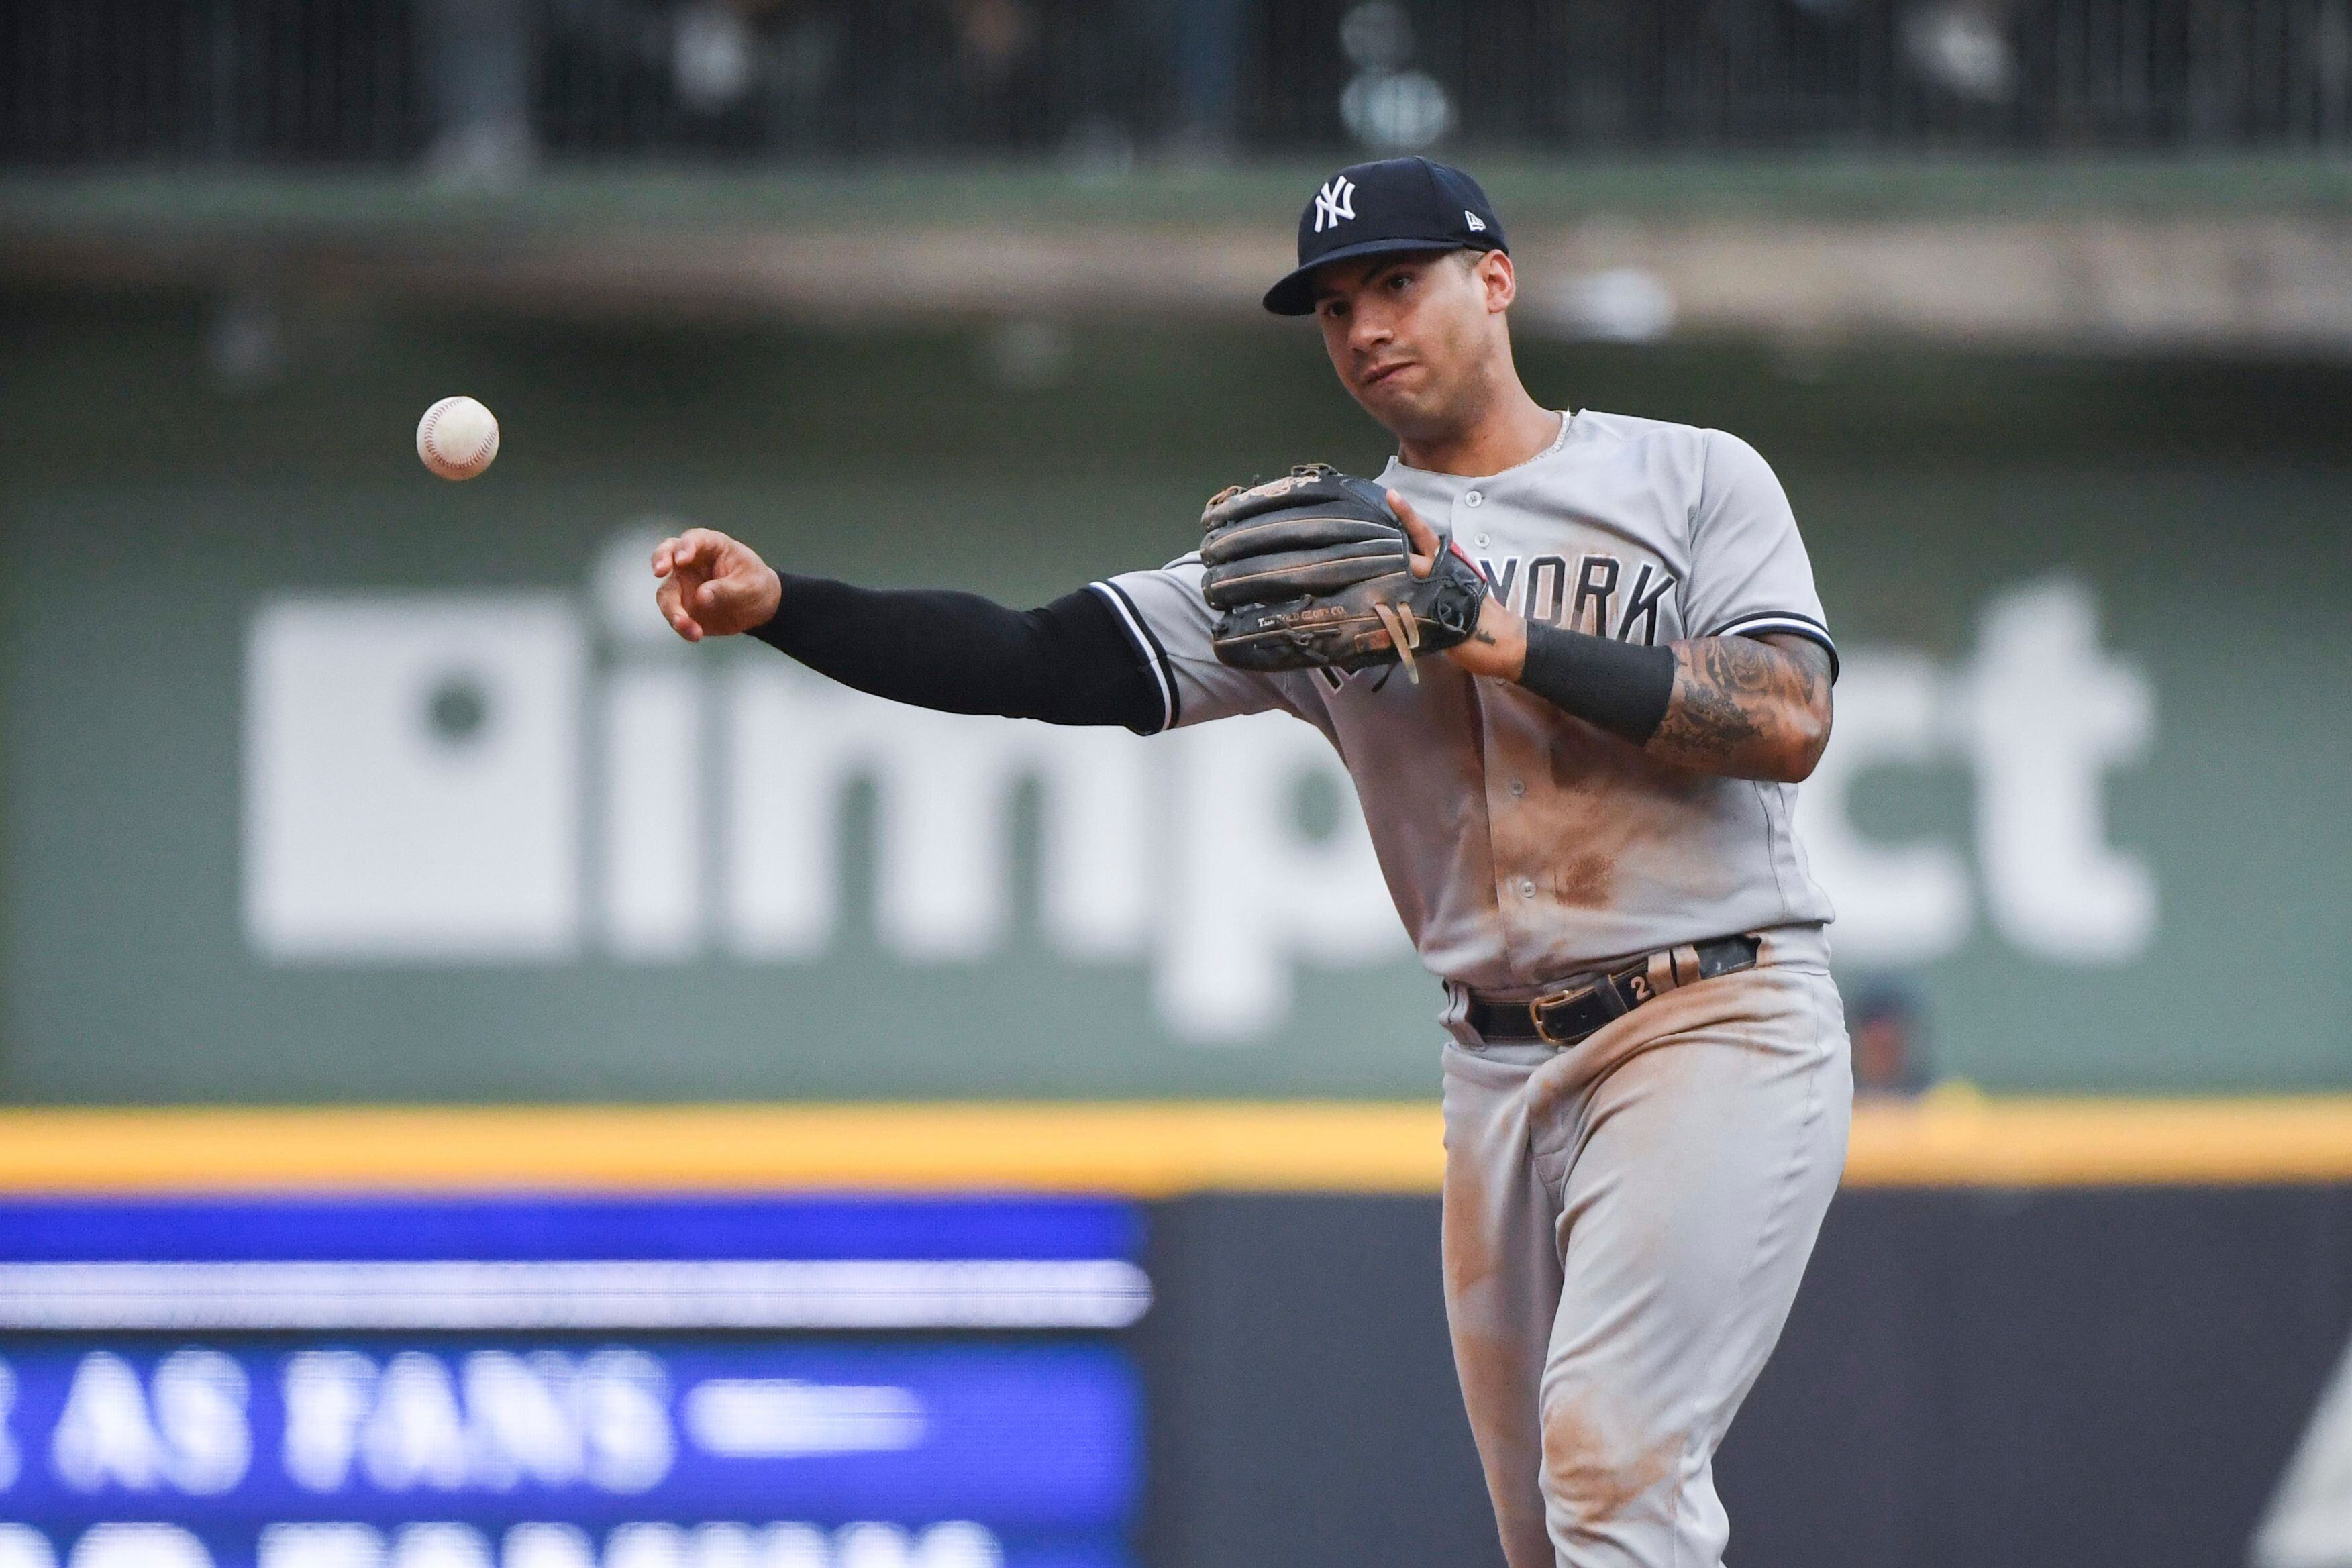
[5,286,2347,1099]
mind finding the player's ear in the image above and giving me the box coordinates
[1480,250,1517,314]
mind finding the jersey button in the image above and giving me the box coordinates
[1474,533,1490,548]
[1518,878,1536,898]
[1508,777,1526,797]
[1464,490,1484,507]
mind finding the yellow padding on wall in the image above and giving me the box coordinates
[0,1104,1443,1196]
[1841,1090,2352,1188]
[0,1096,2349,1194]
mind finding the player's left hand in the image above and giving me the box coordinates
[1390,489,1527,680]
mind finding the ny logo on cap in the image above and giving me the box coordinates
[1314,176,1357,233]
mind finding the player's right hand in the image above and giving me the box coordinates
[652,528,784,643]
[1390,489,1527,680]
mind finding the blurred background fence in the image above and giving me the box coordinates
[10,0,2352,174]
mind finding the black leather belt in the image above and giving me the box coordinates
[1464,934,1763,1047]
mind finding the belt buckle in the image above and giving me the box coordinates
[1528,976,1599,1047]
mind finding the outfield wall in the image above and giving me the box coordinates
[4,295,2348,1099]
[0,1108,2344,1568]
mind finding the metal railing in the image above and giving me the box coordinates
[6,0,2351,170]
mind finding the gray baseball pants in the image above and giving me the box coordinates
[1441,958,1852,1568]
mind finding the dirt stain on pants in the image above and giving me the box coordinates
[1439,961,1852,1568]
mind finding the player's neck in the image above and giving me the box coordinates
[1392,381,1560,478]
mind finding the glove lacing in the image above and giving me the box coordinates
[1371,601,1423,684]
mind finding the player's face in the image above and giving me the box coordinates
[1311,249,1513,439]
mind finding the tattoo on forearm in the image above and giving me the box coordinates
[1648,635,1831,778]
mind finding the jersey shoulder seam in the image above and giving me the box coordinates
[1688,423,1719,543]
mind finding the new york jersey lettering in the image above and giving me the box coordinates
[1486,552,1678,645]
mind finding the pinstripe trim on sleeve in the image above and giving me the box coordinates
[1704,609,1839,680]
[1090,580,1181,733]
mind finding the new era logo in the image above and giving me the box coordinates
[1314,176,1356,233]
[1465,211,1486,233]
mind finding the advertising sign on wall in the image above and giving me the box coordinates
[0,1200,1146,1568]
[5,355,2345,1096]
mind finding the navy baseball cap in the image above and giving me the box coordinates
[1262,156,1508,316]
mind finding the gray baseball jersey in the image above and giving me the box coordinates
[1096,407,1841,1004]
[1097,405,1851,1568]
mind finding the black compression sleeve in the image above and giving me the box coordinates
[1517,621,1678,744]
[746,574,1164,732]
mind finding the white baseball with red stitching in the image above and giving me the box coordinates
[415,395,501,480]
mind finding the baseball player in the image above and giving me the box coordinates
[653,157,1849,1568]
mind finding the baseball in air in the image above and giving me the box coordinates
[416,395,501,480]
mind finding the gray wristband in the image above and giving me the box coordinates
[1517,622,1676,744]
